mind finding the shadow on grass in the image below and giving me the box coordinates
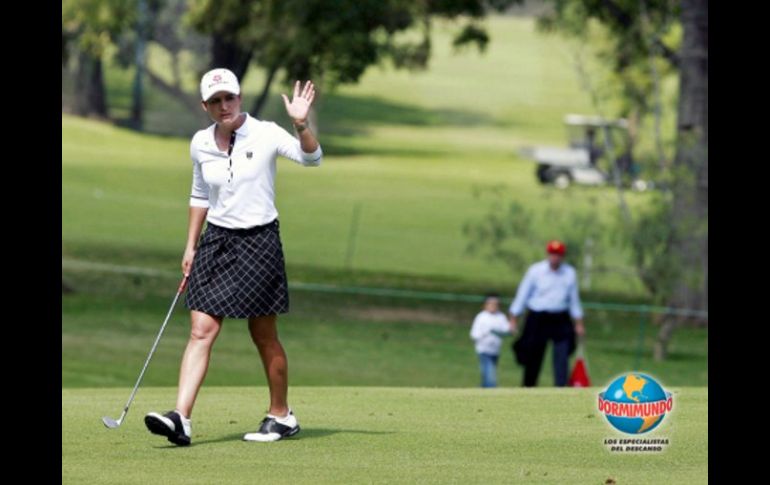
[318,138,454,158]
[320,93,497,130]
[313,93,504,158]
[298,428,394,440]
[154,433,245,448]
[153,428,394,447]
[90,88,505,142]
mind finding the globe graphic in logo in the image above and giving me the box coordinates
[598,373,673,434]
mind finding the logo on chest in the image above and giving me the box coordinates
[246,151,253,159]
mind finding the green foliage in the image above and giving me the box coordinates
[538,0,680,69]
[537,0,681,149]
[463,188,607,278]
[451,23,490,52]
[185,0,521,89]
[619,169,707,309]
[62,0,145,58]
[532,1,707,315]
[463,189,539,274]
[613,192,676,302]
[544,202,605,269]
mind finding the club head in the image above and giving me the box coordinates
[102,416,121,429]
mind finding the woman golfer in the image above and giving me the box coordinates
[144,68,322,445]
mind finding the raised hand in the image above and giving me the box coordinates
[281,80,315,124]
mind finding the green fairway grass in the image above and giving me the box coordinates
[62,269,707,389]
[63,386,707,484]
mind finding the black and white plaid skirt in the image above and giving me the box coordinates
[185,219,289,318]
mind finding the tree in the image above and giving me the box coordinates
[537,0,681,168]
[186,0,522,118]
[655,0,707,359]
[463,189,607,290]
[136,0,212,124]
[110,0,213,127]
[539,0,707,359]
[62,0,137,117]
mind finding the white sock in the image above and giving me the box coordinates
[270,409,293,424]
[175,410,191,424]
[174,410,192,436]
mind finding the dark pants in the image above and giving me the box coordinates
[512,310,575,387]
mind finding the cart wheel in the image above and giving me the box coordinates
[554,172,571,189]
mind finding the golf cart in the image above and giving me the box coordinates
[522,114,645,190]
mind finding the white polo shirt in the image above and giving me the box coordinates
[189,113,322,229]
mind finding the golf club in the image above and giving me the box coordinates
[102,274,189,429]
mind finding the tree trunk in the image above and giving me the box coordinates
[655,0,708,361]
[74,51,108,118]
[211,34,253,81]
[62,30,69,66]
[62,280,74,294]
[130,0,149,130]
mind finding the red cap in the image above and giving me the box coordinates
[546,240,566,255]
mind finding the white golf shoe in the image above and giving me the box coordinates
[243,410,300,442]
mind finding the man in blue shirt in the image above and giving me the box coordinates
[509,240,586,387]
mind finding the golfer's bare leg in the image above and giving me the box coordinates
[248,315,289,417]
[175,310,223,417]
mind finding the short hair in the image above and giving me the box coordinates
[484,292,500,301]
